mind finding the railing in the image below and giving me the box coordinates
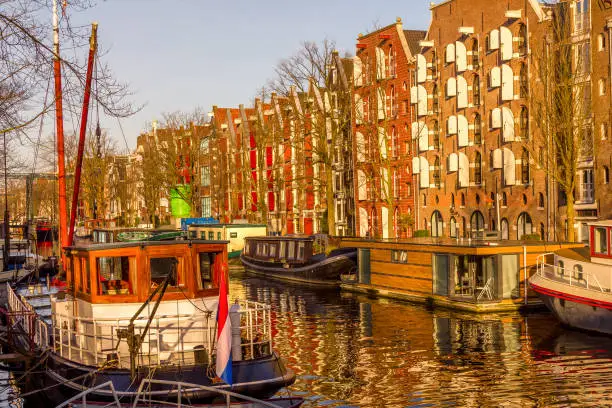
[535,253,606,293]
[5,283,49,351]
[55,379,287,408]
[51,299,272,369]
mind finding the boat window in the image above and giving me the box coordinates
[594,227,608,254]
[269,244,277,258]
[97,256,134,295]
[557,260,565,276]
[287,241,296,259]
[189,230,197,239]
[280,241,287,259]
[208,231,214,240]
[200,232,206,239]
[244,242,250,255]
[298,242,306,260]
[573,264,583,281]
[198,252,215,290]
[150,257,183,289]
[82,257,90,294]
[262,243,269,257]
[230,232,238,238]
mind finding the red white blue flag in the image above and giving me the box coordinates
[216,263,232,385]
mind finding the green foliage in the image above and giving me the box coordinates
[414,229,430,238]
[521,234,541,241]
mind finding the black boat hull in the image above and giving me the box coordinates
[240,251,357,286]
[22,351,295,405]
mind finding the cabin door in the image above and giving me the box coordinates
[433,254,449,296]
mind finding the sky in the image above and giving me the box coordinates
[64,0,431,152]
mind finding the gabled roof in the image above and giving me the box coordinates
[403,30,427,55]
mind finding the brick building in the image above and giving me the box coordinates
[352,18,426,238]
[411,0,551,240]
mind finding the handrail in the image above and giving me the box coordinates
[5,283,49,350]
[132,379,285,408]
[536,257,608,293]
[55,380,121,408]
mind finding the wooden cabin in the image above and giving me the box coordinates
[340,237,583,312]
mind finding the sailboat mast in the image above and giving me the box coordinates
[68,23,98,247]
[53,0,68,254]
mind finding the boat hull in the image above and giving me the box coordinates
[240,251,357,286]
[530,278,612,335]
[23,351,295,405]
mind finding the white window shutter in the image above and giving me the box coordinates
[377,88,385,120]
[417,54,427,83]
[501,64,514,101]
[447,115,458,135]
[411,121,420,140]
[503,148,516,186]
[489,29,500,50]
[457,115,469,147]
[376,47,385,80]
[500,26,513,61]
[458,152,470,187]
[419,156,429,188]
[412,156,420,174]
[448,152,458,172]
[446,43,456,63]
[358,170,367,200]
[491,107,502,129]
[353,56,363,87]
[378,126,387,159]
[455,41,467,72]
[490,67,501,88]
[492,148,502,169]
[417,85,428,116]
[418,123,429,152]
[447,77,457,97]
[410,86,418,103]
[502,107,515,142]
[354,94,363,124]
[457,76,468,108]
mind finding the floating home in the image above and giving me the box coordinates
[188,224,267,258]
[339,238,582,312]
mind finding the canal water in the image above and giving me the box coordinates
[230,268,612,407]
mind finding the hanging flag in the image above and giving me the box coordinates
[215,262,232,385]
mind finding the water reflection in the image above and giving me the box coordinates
[230,269,612,407]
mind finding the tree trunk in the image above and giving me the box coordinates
[325,165,335,235]
[388,200,395,239]
[566,192,575,242]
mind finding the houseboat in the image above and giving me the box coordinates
[529,221,612,334]
[188,224,267,259]
[5,239,295,404]
[240,235,357,286]
[339,237,582,312]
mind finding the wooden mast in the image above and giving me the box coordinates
[68,23,98,246]
[52,0,68,256]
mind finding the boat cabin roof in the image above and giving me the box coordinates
[64,240,228,304]
[589,220,612,227]
[245,235,313,242]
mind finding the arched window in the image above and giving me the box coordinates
[474,113,482,144]
[450,217,457,238]
[470,211,485,235]
[431,211,443,237]
[520,106,529,138]
[471,39,479,68]
[540,223,545,240]
[604,166,610,184]
[538,192,544,208]
[517,212,533,239]
[520,63,528,98]
[433,156,441,188]
[431,50,438,77]
[502,192,508,207]
[522,149,530,184]
[473,75,481,106]
[475,194,481,205]
[388,45,396,77]
[461,193,466,207]
[557,260,565,276]
[573,264,584,281]
[391,126,398,157]
[390,85,397,116]
[432,120,440,149]
[432,84,439,113]
[501,218,509,240]
[517,24,527,55]
[451,193,455,208]
[474,152,482,185]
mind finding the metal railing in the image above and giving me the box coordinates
[55,379,287,408]
[5,283,49,350]
[535,253,607,293]
[51,299,272,369]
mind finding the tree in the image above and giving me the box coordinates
[530,4,588,242]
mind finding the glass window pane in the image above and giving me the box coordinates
[97,256,133,295]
